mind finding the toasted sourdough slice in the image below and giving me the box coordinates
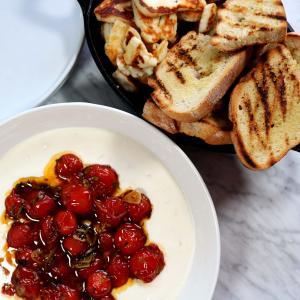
[148,32,248,122]
[230,45,300,170]
[143,100,232,145]
[133,0,206,17]
[142,99,178,134]
[285,33,300,65]
[253,33,300,68]
[211,0,287,52]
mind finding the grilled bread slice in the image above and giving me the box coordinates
[143,100,232,145]
[133,0,206,17]
[285,33,300,65]
[133,3,177,43]
[142,100,178,134]
[179,115,232,145]
[230,45,300,170]
[94,0,133,25]
[211,0,287,52]
[149,31,248,122]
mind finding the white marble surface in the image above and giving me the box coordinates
[43,1,300,299]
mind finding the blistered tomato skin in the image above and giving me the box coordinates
[5,190,24,219]
[114,223,146,255]
[63,236,88,256]
[11,266,40,299]
[95,197,127,228]
[61,183,93,215]
[126,194,152,223]
[55,154,83,180]
[98,232,114,252]
[86,271,112,298]
[130,244,165,283]
[40,216,59,248]
[25,191,56,220]
[54,210,77,235]
[15,248,41,270]
[7,222,35,249]
[50,256,73,280]
[107,254,130,288]
[84,164,118,198]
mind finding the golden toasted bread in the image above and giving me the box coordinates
[149,31,248,122]
[94,0,133,25]
[142,100,178,134]
[143,100,232,145]
[285,33,300,65]
[230,44,300,170]
[211,0,287,52]
[133,0,206,17]
[133,3,177,43]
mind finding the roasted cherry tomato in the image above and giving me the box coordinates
[55,154,83,180]
[95,197,127,228]
[7,222,36,249]
[11,266,40,299]
[126,194,152,223]
[61,182,92,215]
[107,254,129,288]
[63,236,88,256]
[5,190,24,219]
[86,271,112,298]
[114,223,146,255]
[54,210,77,235]
[25,190,56,220]
[84,165,118,198]
[40,216,59,247]
[130,244,165,283]
[98,232,114,252]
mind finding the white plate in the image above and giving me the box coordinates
[0,103,220,300]
[0,0,84,121]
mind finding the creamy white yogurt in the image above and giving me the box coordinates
[0,127,195,300]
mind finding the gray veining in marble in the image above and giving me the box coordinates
[43,0,300,299]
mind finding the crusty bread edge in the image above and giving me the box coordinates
[229,78,292,171]
[151,49,249,122]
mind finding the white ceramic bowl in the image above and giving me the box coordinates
[0,103,220,300]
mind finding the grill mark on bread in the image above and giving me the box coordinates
[235,130,258,169]
[272,47,288,120]
[175,71,186,84]
[153,79,172,105]
[252,65,271,137]
[222,3,286,20]
[214,33,239,41]
[177,48,197,66]
[166,62,186,83]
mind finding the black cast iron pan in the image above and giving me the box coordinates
[77,0,299,153]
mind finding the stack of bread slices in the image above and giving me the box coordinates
[95,0,300,170]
